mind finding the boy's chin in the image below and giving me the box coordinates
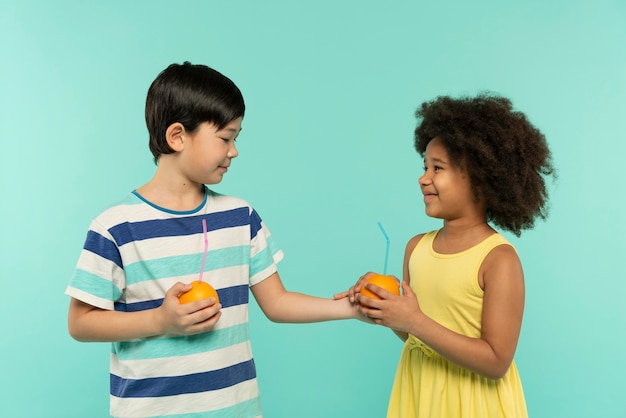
[204,175,225,185]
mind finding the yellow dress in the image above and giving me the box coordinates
[387,230,528,417]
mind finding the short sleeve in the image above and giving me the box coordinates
[65,218,125,310]
[248,208,284,286]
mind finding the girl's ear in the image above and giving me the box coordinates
[165,122,186,152]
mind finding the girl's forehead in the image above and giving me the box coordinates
[425,137,449,157]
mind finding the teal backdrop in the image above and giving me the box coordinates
[1,0,624,417]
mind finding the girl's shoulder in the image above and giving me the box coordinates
[404,230,438,256]
[482,238,521,270]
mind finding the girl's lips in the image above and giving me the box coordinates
[423,193,436,202]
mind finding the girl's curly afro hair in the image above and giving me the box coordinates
[414,93,556,236]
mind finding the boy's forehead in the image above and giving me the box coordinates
[226,117,243,129]
[212,117,243,133]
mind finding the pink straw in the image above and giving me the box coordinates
[198,219,208,283]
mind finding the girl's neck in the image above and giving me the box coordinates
[435,219,495,254]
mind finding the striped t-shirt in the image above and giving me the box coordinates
[65,187,283,417]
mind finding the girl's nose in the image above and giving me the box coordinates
[419,172,430,186]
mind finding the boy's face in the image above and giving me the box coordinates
[179,117,242,185]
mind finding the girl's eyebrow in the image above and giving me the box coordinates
[425,156,448,165]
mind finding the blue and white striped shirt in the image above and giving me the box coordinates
[66,187,283,417]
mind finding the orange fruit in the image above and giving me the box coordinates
[359,274,400,300]
[179,280,220,304]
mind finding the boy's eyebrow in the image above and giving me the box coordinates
[220,127,242,135]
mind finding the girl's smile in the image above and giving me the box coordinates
[419,136,477,222]
[422,192,437,203]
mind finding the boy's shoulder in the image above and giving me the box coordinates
[89,191,149,227]
[207,189,253,212]
[89,189,261,231]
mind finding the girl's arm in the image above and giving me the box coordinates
[390,234,425,342]
[68,282,222,342]
[251,272,359,322]
[333,234,426,336]
[360,243,524,380]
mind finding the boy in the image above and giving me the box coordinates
[66,62,358,417]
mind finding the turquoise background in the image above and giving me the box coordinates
[1,0,624,417]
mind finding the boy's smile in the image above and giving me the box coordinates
[181,117,242,185]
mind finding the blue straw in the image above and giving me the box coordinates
[377,221,390,275]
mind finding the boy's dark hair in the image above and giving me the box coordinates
[145,61,245,163]
[414,93,556,236]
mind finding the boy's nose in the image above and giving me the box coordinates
[228,144,239,158]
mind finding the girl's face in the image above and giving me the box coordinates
[419,136,477,221]
[179,117,242,185]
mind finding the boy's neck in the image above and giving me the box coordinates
[136,162,206,212]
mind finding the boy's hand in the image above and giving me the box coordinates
[333,272,377,303]
[155,282,222,336]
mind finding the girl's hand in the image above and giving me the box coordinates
[357,281,421,333]
[155,282,222,336]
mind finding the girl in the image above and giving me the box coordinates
[348,94,555,417]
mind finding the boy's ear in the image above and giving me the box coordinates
[165,122,186,152]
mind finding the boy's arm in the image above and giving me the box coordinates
[68,282,222,342]
[251,272,358,323]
